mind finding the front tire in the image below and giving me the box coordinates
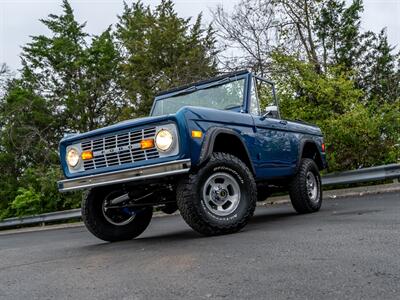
[177,152,257,236]
[82,188,153,242]
[289,158,322,213]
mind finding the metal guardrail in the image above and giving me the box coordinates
[1,163,399,229]
[321,163,400,186]
[0,209,81,228]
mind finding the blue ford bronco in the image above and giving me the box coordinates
[58,70,327,241]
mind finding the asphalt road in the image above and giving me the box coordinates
[0,192,399,300]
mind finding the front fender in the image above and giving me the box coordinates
[197,127,256,174]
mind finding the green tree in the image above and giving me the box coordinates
[11,188,42,217]
[214,0,400,170]
[357,29,400,107]
[315,0,363,70]
[0,0,124,218]
[20,1,125,133]
[0,0,220,219]
[116,0,218,116]
[272,53,399,171]
[1,0,125,169]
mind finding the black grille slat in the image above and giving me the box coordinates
[79,127,160,171]
[82,141,92,150]
[83,160,95,170]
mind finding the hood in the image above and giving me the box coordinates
[61,114,174,143]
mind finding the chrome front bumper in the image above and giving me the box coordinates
[58,159,191,192]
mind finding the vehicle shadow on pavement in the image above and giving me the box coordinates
[249,210,298,225]
[79,230,201,251]
[136,209,300,242]
[81,208,301,249]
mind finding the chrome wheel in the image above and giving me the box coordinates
[306,171,318,203]
[102,192,136,226]
[202,172,241,216]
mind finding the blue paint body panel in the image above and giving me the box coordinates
[59,71,327,181]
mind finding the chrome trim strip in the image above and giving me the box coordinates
[58,159,191,192]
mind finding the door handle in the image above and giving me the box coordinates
[279,120,288,125]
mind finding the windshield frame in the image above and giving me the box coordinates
[252,75,280,118]
[150,71,251,116]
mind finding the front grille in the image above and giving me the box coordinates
[80,127,159,171]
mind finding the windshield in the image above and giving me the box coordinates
[151,78,246,116]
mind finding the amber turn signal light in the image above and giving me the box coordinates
[191,130,203,138]
[140,139,155,149]
[81,151,93,160]
[321,143,326,152]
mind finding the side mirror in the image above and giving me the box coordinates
[261,105,279,119]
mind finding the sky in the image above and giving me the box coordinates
[1,0,400,72]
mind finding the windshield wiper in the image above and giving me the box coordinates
[171,86,197,97]
[203,77,231,89]
[224,104,241,110]
[170,77,233,98]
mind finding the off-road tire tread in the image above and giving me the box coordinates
[289,158,322,214]
[82,188,153,242]
[177,152,256,236]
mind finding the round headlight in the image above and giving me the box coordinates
[66,148,80,168]
[155,129,173,152]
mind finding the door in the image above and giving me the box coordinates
[250,76,297,179]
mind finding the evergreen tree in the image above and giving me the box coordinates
[0,0,220,218]
[116,0,218,116]
[315,0,363,70]
[357,29,400,106]
[0,0,125,217]
[20,0,125,134]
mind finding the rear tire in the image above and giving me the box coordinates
[289,158,322,214]
[82,187,153,242]
[177,152,257,236]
